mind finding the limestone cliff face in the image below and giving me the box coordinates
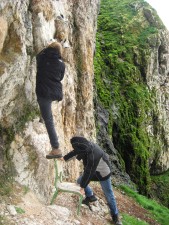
[0,0,99,201]
[146,30,169,174]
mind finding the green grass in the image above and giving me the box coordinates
[0,215,11,225]
[120,185,169,225]
[23,185,30,195]
[15,207,25,214]
[0,175,13,197]
[122,213,149,225]
[151,170,169,207]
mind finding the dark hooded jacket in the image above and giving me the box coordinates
[36,47,65,101]
[63,136,111,188]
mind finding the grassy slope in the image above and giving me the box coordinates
[121,185,169,225]
[151,170,169,208]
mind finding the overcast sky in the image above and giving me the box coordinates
[145,0,169,30]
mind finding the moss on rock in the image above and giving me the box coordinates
[94,0,164,194]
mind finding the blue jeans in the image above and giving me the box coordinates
[37,97,59,148]
[77,176,119,217]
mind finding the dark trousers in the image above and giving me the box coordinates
[37,96,59,148]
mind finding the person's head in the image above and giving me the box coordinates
[71,136,90,161]
[70,136,90,152]
[48,41,63,57]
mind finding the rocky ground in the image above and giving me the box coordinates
[0,182,160,225]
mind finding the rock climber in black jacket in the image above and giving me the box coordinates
[36,41,65,159]
[63,136,123,225]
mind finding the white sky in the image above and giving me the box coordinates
[145,0,169,30]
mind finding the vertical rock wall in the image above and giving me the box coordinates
[146,30,169,173]
[0,0,100,202]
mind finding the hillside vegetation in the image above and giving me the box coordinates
[94,0,165,195]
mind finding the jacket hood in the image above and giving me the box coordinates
[43,47,61,59]
[70,136,91,153]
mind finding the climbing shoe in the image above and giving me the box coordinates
[82,195,97,205]
[112,214,123,225]
[46,148,62,159]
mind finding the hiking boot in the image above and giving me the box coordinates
[82,195,97,205]
[112,214,123,225]
[46,148,62,159]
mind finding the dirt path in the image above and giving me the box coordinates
[0,182,160,225]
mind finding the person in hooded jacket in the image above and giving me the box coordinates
[63,136,123,225]
[36,41,65,159]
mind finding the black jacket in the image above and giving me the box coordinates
[64,136,111,188]
[36,47,65,101]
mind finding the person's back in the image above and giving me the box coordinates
[36,45,65,101]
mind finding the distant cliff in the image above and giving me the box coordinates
[94,0,169,194]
